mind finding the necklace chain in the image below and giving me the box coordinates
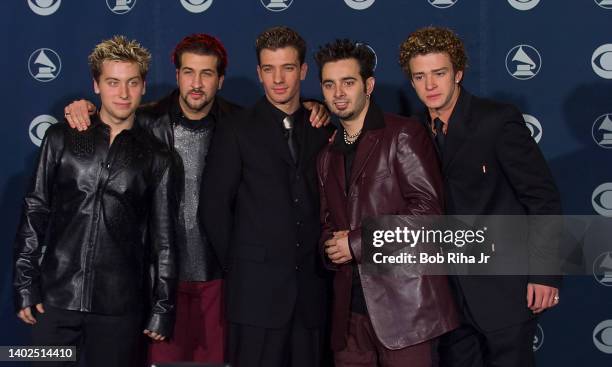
[343,129,362,145]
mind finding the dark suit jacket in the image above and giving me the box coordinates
[318,103,458,350]
[425,88,562,332]
[200,97,333,328]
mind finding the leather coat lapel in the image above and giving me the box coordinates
[349,129,382,189]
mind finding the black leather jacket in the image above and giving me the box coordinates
[137,90,242,281]
[13,117,177,336]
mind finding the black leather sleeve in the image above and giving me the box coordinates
[145,151,178,337]
[13,125,63,311]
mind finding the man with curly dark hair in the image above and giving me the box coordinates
[315,38,458,367]
[399,26,562,367]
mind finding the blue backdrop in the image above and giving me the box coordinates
[1,0,611,365]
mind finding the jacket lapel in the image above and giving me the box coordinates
[349,129,383,189]
[442,89,474,173]
[256,98,296,167]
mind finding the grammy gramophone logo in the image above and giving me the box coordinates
[505,45,541,80]
[592,114,612,149]
[106,0,137,14]
[28,48,61,82]
[593,252,612,287]
[261,0,293,12]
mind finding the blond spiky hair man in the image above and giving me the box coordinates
[13,36,177,367]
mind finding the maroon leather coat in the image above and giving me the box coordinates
[317,103,458,350]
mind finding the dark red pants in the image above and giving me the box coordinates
[149,279,226,364]
[334,312,434,367]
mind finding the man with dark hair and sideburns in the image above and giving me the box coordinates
[315,38,458,367]
[201,26,334,367]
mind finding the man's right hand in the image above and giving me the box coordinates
[17,303,45,325]
[64,99,96,131]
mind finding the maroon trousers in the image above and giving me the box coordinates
[334,312,434,367]
[149,279,226,364]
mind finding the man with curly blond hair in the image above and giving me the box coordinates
[399,27,562,367]
[13,35,177,367]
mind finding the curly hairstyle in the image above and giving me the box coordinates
[398,27,467,75]
[172,33,228,76]
[88,35,151,82]
[255,26,306,65]
[314,39,376,82]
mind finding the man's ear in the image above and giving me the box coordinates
[300,62,308,81]
[93,78,100,94]
[218,75,225,90]
[365,76,375,96]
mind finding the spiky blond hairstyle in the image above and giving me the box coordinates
[398,27,467,76]
[88,35,151,81]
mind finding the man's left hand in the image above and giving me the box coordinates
[144,329,166,341]
[325,231,352,264]
[527,283,559,314]
[303,101,331,128]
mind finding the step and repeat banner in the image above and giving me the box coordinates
[0,0,610,364]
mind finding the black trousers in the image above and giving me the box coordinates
[228,316,321,367]
[438,315,537,367]
[31,305,144,367]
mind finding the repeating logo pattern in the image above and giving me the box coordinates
[592,113,612,149]
[523,114,542,143]
[28,48,62,82]
[428,0,458,9]
[592,44,612,79]
[28,0,61,16]
[106,0,137,15]
[180,0,214,13]
[507,0,540,11]
[595,0,612,10]
[593,320,612,354]
[29,115,58,147]
[505,45,542,80]
[593,252,612,287]
[261,0,293,12]
[356,42,378,71]
[533,323,544,351]
[344,0,376,10]
[592,183,612,217]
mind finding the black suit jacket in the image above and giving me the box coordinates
[200,97,333,328]
[424,88,562,331]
